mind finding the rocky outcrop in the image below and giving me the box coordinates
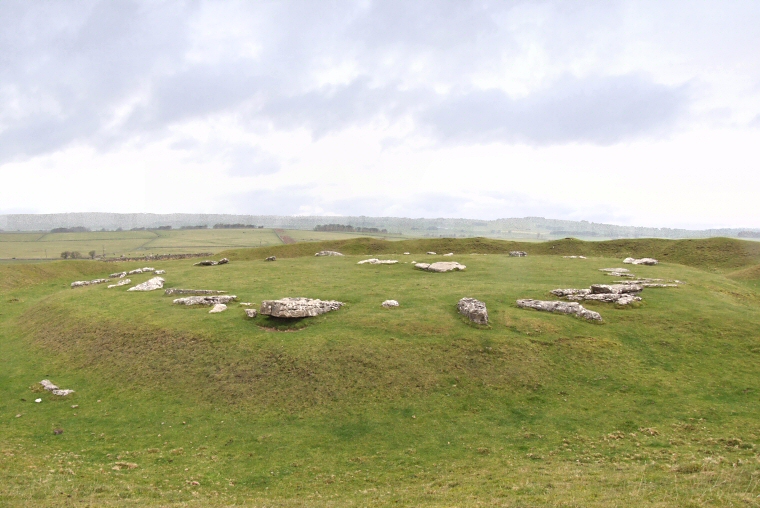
[259,298,344,318]
[624,257,658,265]
[516,299,602,321]
[382,300,399,308]
[194,258,229,266]
[357,258,398,265]
[551,284,643,305]
[315,251,343,257]
[173,295,237,306]
[164,288,227,296]
[71,278,110,288]
[110,271,127,278]
[457,297,488,325]
[414,262,466,272]
[127,277,165,291]
[265,256,276,261]
[107,278,131,288]
[209,304,227,313]
[509,251,527,257]
[245,308,258,318]
[40,379,74,396]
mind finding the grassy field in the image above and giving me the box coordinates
[0,229,405,260]
[2,237,760,506]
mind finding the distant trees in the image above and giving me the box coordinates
[314,224,387,233]
[212,223,260,229]
[180,225,207,230]
[60,251,83,259]
[51,227,89,233]
[89,250,96,259]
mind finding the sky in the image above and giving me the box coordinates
[1,0,759,229]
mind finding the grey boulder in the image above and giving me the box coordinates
[107,278,131,288]
[516,299,602,322]
[259,297,344,318]
[173,295,238,306]
[315,251,344,257]
[414,262,466,272]
[358,258,398,265]
[382,300,399,308]
[265,256,276,261]
[209,304,227,313]
[71,278,110,288]
[457,297,488,325]
[509,251,527,257]
[164,288,227,296]
[245,308,258,318]
[624,257,658,265]
[127,277,165,292]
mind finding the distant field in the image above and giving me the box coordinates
[0,229,402,259]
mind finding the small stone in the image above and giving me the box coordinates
[109,271,127,278]
[623,257,658,265]
[107,278,131,288]
[403,252,410,255]
[315,251,344,256]
[357,258,398,265]
[35,398,42,403]
[173,295,238,306]
[382,300,399,308]
[53,428,63,435]
[509,251,527,257]
[259,297,344,318]
[154,269,166,275]
[245,308,258,318]
[265,256,276,261]
[443,252,454,256]
[426,252,436,255]
[71,405,79,409]
[209,304,227,313]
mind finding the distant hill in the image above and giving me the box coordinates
[0,212,757,240]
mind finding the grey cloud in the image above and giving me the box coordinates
[0,0,697,162]
[420,74,689,145]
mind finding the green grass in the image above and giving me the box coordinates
[0,229,404,260]
[2,238,760,506]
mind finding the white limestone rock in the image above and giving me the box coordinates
[623,257,659,265]
[382,300,399,308]
[265,256,276,261]
[516,299,602,321]
[173,295,238,306]
[426,251,437,255]
[164,288,227,296]
[457,297,488,325]
[40,379,75,396]
[71,278,110,288]
[209,304,227,313]
[550,288,592,297]
[315,251,344,257]
[245,308,258,318]
[127,268,144,275]
[403,252,410,255]
[127,277,165,292]
[259,297,344,318]
[509,251,527,257]
[107,278,131,288]
[414,261,466,272]
[590,284,643,294]
[357,258,398,265]
[154,269,166,275]
[110,271,127,278]
[443,252,454,256]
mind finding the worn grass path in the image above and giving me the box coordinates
[2,238,760,506]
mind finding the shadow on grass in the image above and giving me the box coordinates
[253,315,314,332]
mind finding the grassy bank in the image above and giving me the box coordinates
[1,240,760,506]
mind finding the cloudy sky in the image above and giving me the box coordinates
[1,1,759,228]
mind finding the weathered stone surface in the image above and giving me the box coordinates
[40,379,74,396]
[194,258,229,266]
[509,251,527,257]
[590,284,643,294]
[382,300,399,308]
[71,278,110,288]
[426,252,437,255]
[209,304,227,313]
[265,256,276,261]
[259,297,344,318]
[551,288,592,297]
[127,277,165,292]
[516,299,602,321]
[403,252,410,255]
[127,268,143,275]
[443,252,454,256]
[624,257,658,265]
[141,267,155,272]
[164,288,227,296]
[107,278,131,288]
[110,271,127,278]
[562,255,587,259]
[173,295,238,306]
[154,269,166,275]
[578,293,641,305]
[414,261,466,272]
[315,251,344,257]
[240,302,253,306]
[357,258,398,265]
[599,267,630,273]
[457,297,488,325]
[245,308,258,318]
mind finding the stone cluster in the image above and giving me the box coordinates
[516,299,602,321]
